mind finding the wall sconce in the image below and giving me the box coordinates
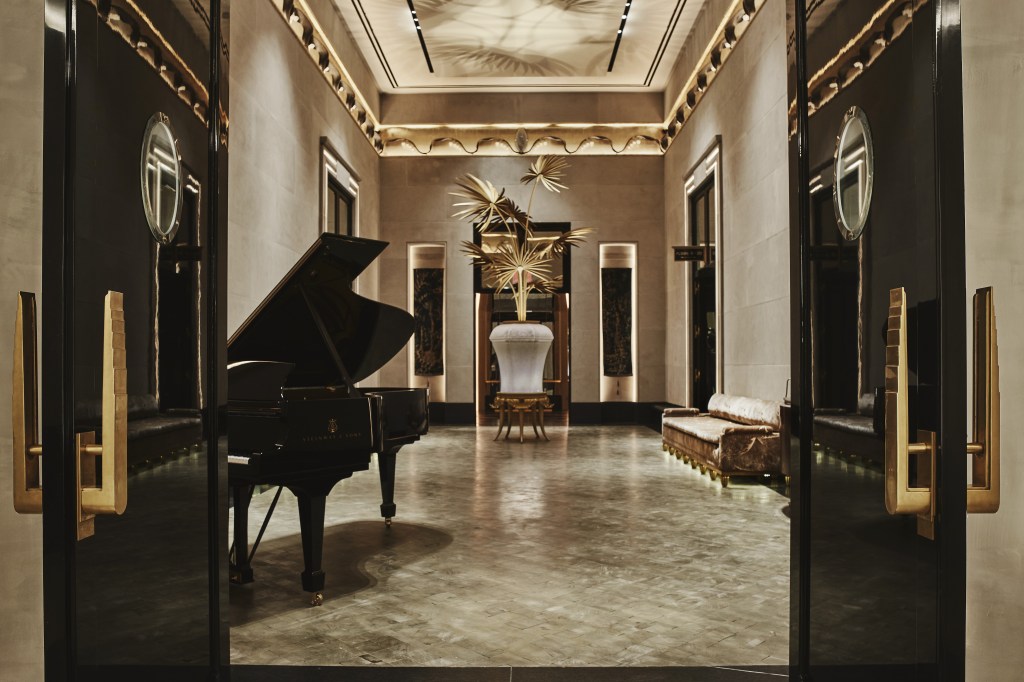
[741,0,756,22]
[723,26,737,49]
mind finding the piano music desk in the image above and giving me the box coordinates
[492,392,552,443]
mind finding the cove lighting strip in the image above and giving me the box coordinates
[268,0,763,156]
[787,0,926,135]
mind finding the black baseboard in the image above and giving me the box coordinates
[428,402,475,425]
[568,402,680,428]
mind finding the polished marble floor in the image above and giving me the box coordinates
[229,425,790,669]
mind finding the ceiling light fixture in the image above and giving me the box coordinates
[406,0,434,73]
[607,0,633,72]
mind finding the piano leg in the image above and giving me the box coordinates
[230,483,255,584]
[378,446,400,527]
[294,491,327,604]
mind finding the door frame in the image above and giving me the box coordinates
[40,0,229,678]
[788,0,967,677]
[683,136,724,407]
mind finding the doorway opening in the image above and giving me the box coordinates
[473,223,572,423]
[677,138,723,412]
[689,176,717,411]
[156,172,203,411]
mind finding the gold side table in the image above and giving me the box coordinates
[492,392,552,443]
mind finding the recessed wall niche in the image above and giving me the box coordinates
[407,243,447,403]
[599,242,638,403]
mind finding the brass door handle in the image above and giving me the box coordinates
[883,288,936,533]
[884,286,1000,537]
[968,287,999,513]
[12,291,128,540]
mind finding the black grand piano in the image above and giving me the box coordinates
[227,233,428,604]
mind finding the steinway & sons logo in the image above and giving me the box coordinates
[328,418,339,434]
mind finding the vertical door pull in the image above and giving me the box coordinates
[11,291,128,539]
[967,287,999,513]
[884,287,1001,537]
[884,288,935,523]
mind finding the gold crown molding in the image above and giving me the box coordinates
[787,0,926,137]
[659,0,765,153]
[272,0,384,153]
[271,0,762,156]
[89,0,226,137]
[381,125,664,156]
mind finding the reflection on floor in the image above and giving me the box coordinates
[229,425,790,668]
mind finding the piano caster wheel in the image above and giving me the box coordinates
[310,592,324,607]
[384,518,393,527]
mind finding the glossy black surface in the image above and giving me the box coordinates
[42,0,227,676]
[788,0,967,678]
[228,234,415,386]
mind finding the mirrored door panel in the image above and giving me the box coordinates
[789,0,965,678]
[38,0,227,677]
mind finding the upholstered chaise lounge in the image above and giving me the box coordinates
[661,393,785,487]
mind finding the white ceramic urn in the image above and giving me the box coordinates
[489,322,553,394]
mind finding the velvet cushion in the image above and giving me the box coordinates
[719,429,780,472]
[663,415,735,444]
[707,393,781,429]
[813,413,877,438]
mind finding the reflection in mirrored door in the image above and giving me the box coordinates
[39,0,229,676]
[789,0,969,678]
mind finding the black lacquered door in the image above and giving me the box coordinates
[788,0,967,679]
[39,0,228,679]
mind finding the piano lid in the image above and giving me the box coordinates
[228,233,414,386]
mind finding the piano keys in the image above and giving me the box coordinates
[227,233,429,604]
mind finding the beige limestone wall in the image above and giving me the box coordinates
[963,1,1024,677]
[0,0,44,679]
[663,0,789,405]
[379,156,665,405]
[229,0,381,348]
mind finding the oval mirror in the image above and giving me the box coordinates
[832,106,875,241]
[140,113,183,244]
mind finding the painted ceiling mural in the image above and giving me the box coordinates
[332,0,709,91]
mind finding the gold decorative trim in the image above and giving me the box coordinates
[88,0,210,127]
[382,125,664,156]
[660,0,764,152]
[269,0,763,156]
[271,0,384,152]
[788,0,926,136]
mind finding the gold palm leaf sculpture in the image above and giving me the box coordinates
[456,156,592,321]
